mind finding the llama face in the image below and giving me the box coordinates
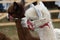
[8,2,25,19]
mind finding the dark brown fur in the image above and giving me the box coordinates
[8,2,40,40]
[8,2,25,18]
[0,32,10,40]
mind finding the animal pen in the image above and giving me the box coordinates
[0,0,60,40]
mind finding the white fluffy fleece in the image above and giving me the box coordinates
[24,1,57,40]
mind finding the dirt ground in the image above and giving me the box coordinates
[0,26,19,40]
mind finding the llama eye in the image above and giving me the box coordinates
[30,19,33,21]
[14,6,18,10]
[8,12,11,14]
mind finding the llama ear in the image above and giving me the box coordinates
[13,2,18,10]
[13,2,18,6]
[21,0,25,6]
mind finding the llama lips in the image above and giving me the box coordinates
[8,15,14,22]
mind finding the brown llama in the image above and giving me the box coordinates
[8,0,40,40]
[0,32,10,40]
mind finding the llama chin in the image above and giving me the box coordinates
[24,1,57,40]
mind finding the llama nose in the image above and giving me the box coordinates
[7,14,14,22]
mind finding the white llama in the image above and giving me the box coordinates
[23,1,57,40]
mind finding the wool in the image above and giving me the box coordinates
[25,1,57,40]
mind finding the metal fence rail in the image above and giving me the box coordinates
[0,0,60,26]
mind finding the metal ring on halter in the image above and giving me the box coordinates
[14,18,19,20]
[13,17,20,21]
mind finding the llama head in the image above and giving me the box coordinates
[8,1,25,19]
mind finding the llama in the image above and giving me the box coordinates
[24,1,57,40]
[8,0,40,40]
[54,28,60,40]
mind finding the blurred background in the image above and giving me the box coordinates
[0,0,60,40]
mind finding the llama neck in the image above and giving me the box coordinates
[15,19,36,40]
[36,22,57,40]
[15,19,27,40]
